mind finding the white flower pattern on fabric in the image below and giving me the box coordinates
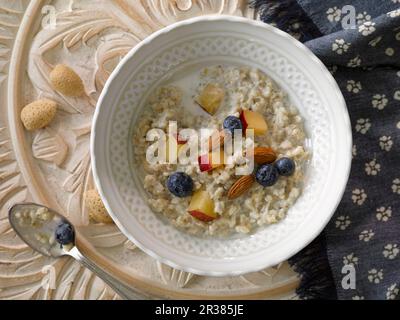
[395,90,400,101]
[388,9,400,18]
[383,244,399,260]
[372,94,388,110]
[386,284,399,300]
[365,159,381,176]
[352,188,367,205]
[379,136,393,151]
[328,65,338,74]
[385,48,395,56]
[332,39,350,54]
[326,7,342,22]
[376,206,392,222]
[352,145,357,158]
[335,215,351,230]
[347,55,362,67]
[369,36,382,47]
[258,0,400,300]
[347,80,362,93]
[343,253,359,266]
[392,178,400,194]
[358,21,376,36]
[368,268,383,284]
[359,229,374,242]
[356,12,371,25]
[355,118,371,134]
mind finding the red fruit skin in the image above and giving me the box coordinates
[176,133,187,145]
[239,111,248,132]
[198,154,212,172]
[189,210,216,222]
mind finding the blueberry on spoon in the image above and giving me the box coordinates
[55,221,75,245]
[8,203,141,299]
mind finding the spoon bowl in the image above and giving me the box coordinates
[8,203,75,258]
[8,202,145,299]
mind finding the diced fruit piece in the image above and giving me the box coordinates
[240,110,268,136]
[166,172,194,197]
[198,154,211,172]
[196,83,224,115]
[166,136,185,162]
[255,164,279,187]
[223,116,243,135]
[198,149,225,172]
[188,190,217,222]
[177,144,185,155]
[175,132,188,145]
[275,157,296,176]
[208,130,225,151]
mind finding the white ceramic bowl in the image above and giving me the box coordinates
[91,16,352,276]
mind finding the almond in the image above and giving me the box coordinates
[85,189,113,224]
[227,175,255,199]
[20,99,57,131]
[50,64,84,97]
[252,147,277,164]
[208,130,225,151]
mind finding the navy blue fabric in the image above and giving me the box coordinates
[252,0,400,299]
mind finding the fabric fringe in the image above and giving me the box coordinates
[249,0,322,42]
[288,234,337,299]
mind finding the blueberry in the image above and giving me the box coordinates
[55,221,75,245]
[255,164,279,187]
[275,157,295,176]
[166,172,194,197]
[223,116,242,135]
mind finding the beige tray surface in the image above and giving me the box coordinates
[0,0,299,299]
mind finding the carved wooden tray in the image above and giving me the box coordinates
[0,0,299,299]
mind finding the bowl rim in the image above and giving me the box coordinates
[91,15,352,276]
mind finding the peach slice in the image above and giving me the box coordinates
[208,129,225,151]
[195,84,225,115]
[166,137,185,163]
[188,190,217,222]
[175,132,188,145]
[240,110,268,136]
[198,149,225,172]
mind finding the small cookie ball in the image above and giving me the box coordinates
[85,189,113,223]
[20,99,57,131]
[50,64,84,97]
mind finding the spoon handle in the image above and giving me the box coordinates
[67,246,148,300]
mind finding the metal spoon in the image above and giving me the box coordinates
[8,202,145,300]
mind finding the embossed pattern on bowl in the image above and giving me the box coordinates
[91,16,352,276]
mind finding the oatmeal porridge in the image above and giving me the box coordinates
[132,65,309,237]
